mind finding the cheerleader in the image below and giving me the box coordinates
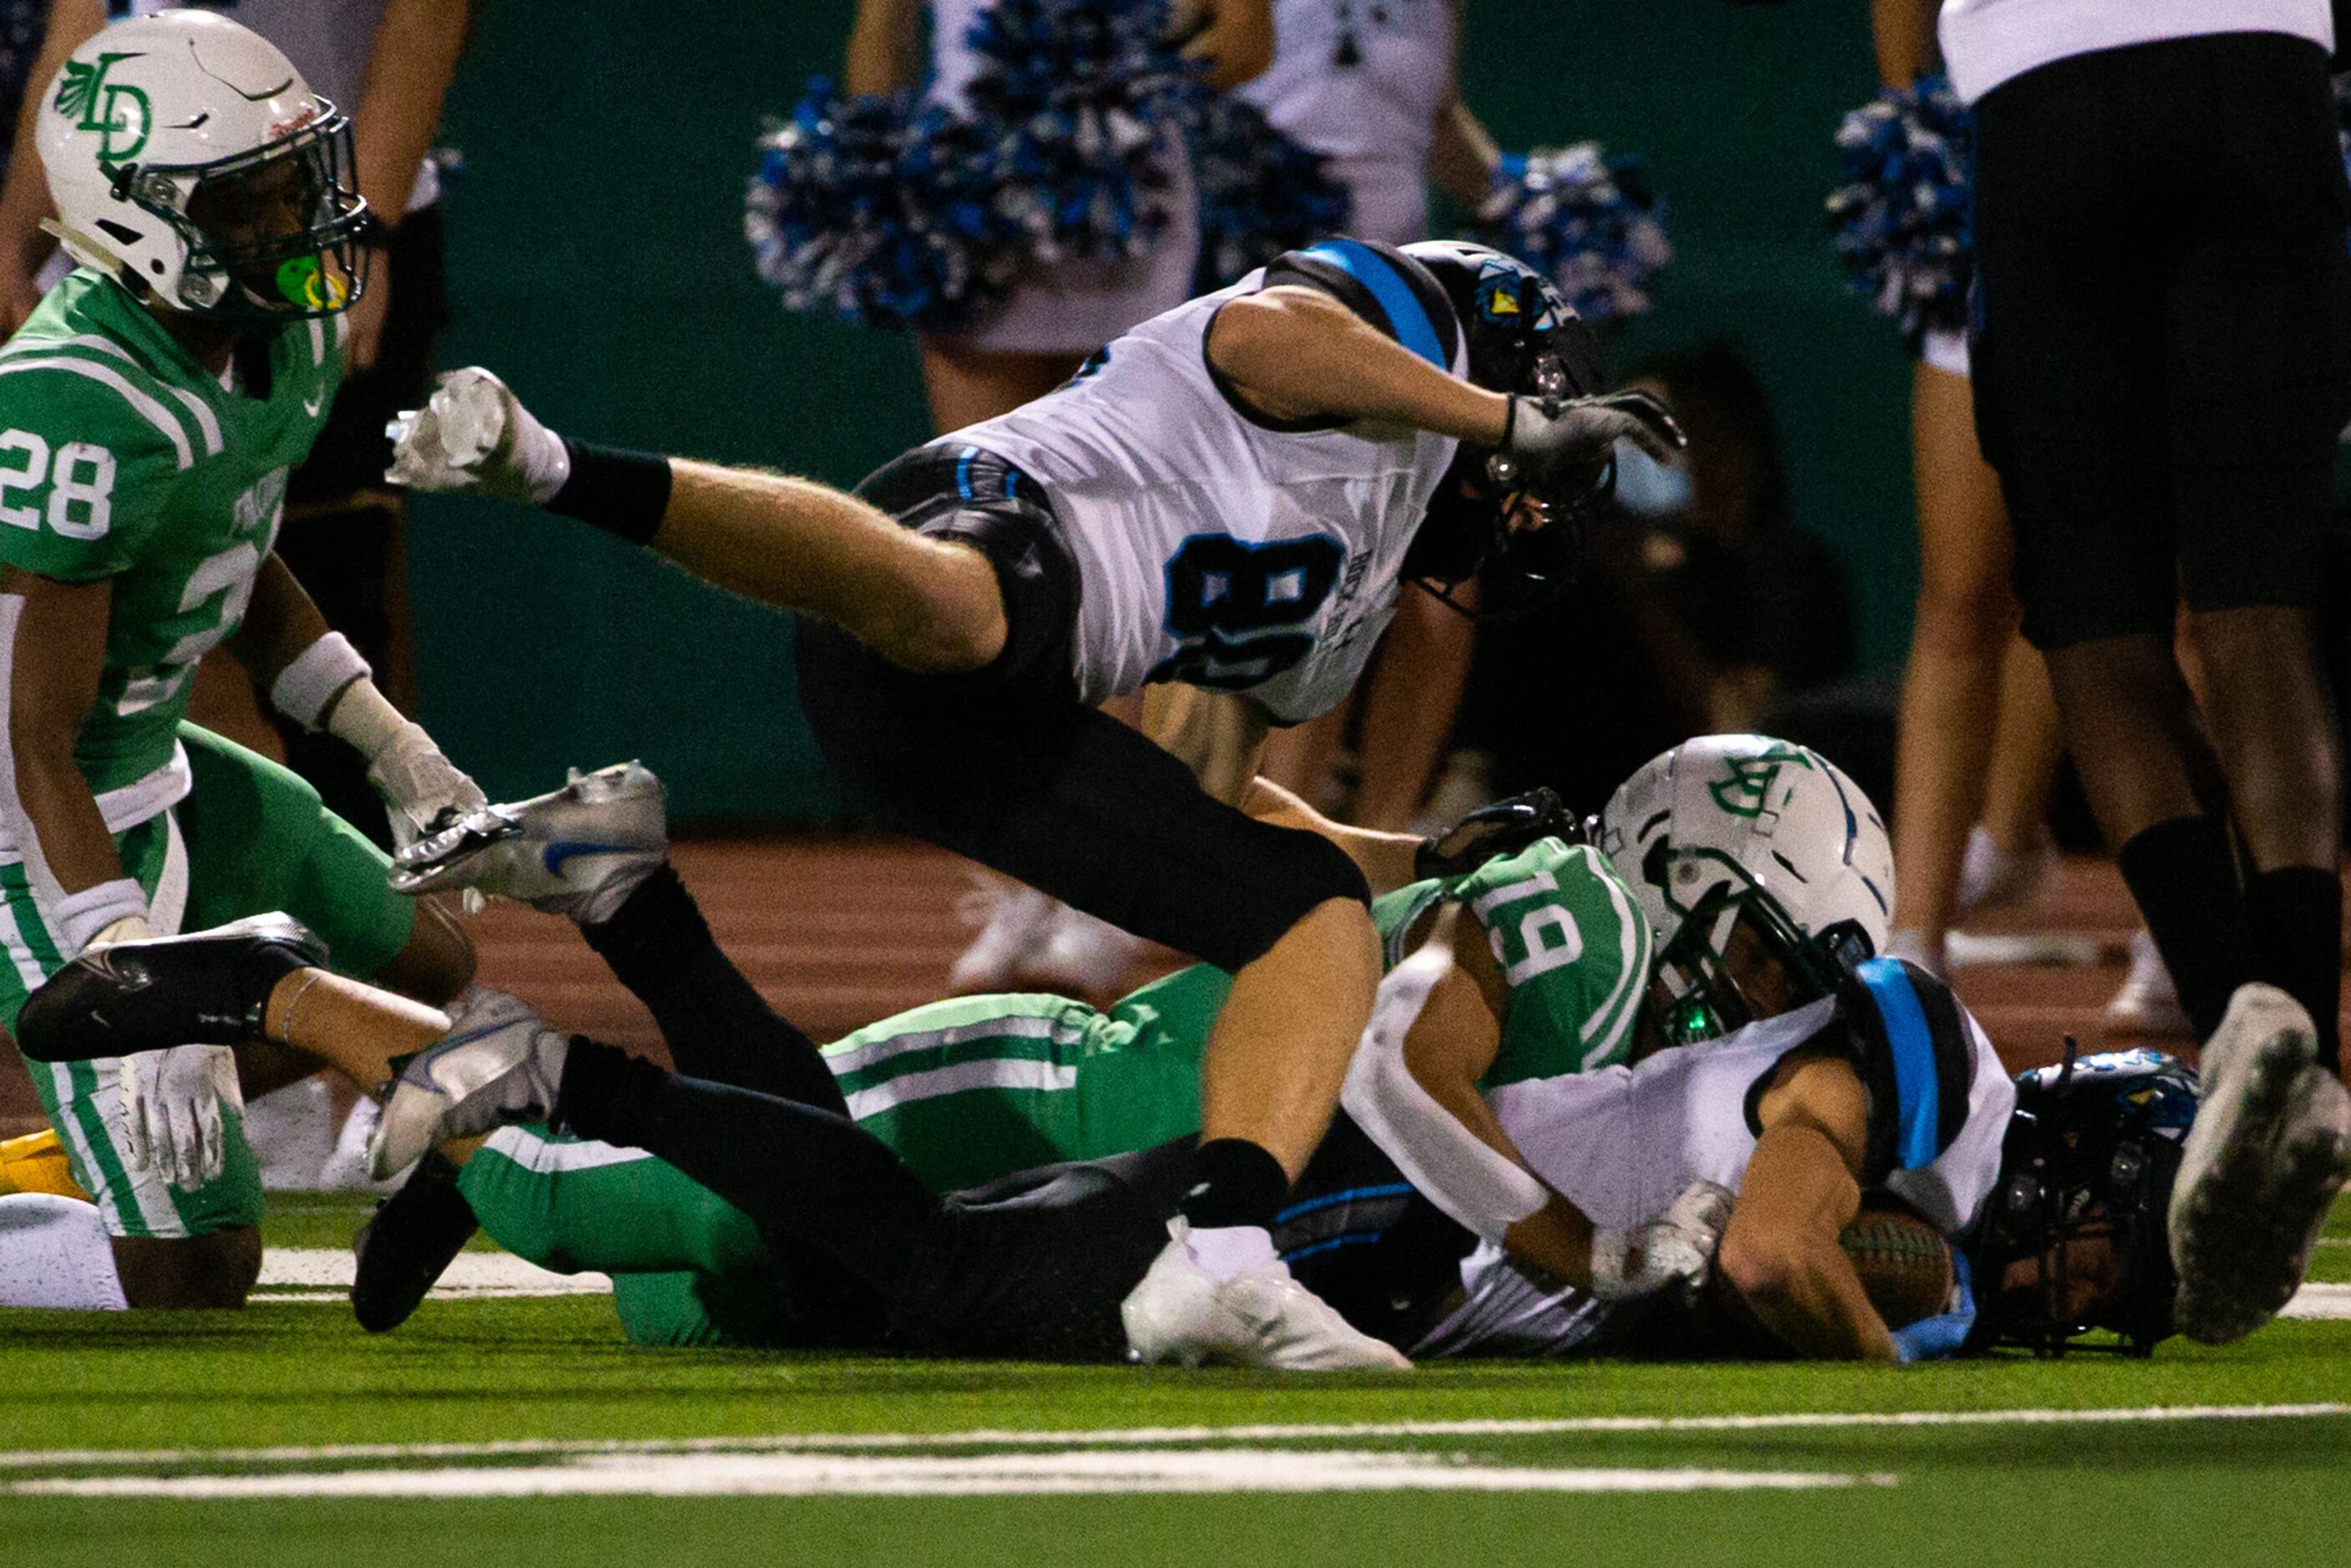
[1847,0,2065,989]
[844,0,1270,431]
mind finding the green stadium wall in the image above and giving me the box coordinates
[412,0,1911,824]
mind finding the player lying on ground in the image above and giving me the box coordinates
[23,737,2178,1358]
[363,739,2242,1358]
[379,235,1681,1367]
[0,13,480,1309]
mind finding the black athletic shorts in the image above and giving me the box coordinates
[1969,32,2351,649]
[795,446,1370,974]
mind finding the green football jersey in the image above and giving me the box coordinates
[0,270,342,801]
[1373,835,1652,1085]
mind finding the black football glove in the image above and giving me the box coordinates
[1414,787,1585,883]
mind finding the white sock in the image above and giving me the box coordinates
[0,1194,127,1310]
[1183,1222,1283,1282]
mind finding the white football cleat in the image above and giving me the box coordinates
[1120,1222,1412,1372]
[2169,984,2351,1343]
[2103,929,2194,1039]
[370,987,570,1181]
[390,762,667,924]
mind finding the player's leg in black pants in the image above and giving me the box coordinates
[354,861,853,1333]
[1972,34,2351,1061]
[799,448,1375,1257]
[554,1036,1181,1361]
[574,861,850,1115]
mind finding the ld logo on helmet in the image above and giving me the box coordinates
[56,52,151,163]
[1707,746,1814,819]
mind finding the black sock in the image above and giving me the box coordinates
[1177,1138,1289,1232]
[578,863,848,1115]
[2247,866,2343,1070]
[2116,815,2261,1041]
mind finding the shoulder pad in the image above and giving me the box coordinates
[1261,238,1462,372]
[1832,957,1979,1185]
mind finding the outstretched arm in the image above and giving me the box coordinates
[230,554,484,847]
[384,372,1009,675]
[1206,286,1681,469]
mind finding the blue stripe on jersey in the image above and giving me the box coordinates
[1282,1233,1386,1264]
[1857,957,1939,1171]
[1275,1182,1416,1225]
[1302,240,1448,370]
[954,444,979,499]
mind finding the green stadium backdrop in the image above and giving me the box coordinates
[413,0,1909,825]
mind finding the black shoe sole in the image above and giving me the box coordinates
[15,915,326,1063]
[351,1147,481,1333]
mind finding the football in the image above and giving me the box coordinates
[1841,1208,1958,1328]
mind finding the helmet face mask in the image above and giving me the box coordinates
[1649,869,1877,1047]
[1971,1046,2194,1356]
[129,106,367,317]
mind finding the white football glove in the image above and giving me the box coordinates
[118,1044,242,1194]
[1589,1178,1734,1302]
[385,367,571,503]
[1500,389,1684,483]
[367,720,489,851]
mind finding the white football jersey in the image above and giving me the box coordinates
[1239,0,1455,246]
[1489,989,2014,1240]
[938,253,1467,722]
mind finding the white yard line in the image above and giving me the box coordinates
[253,1248,608,1301]
[0,1451,1893,1501]
[3,1402,2344,1474]
[2278,1282,2351,1318]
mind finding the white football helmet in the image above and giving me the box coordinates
[37,11,367,318]
[1597,734,1893,1045]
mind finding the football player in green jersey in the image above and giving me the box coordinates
[340,759,1685,1354]
[0,13,478,1308]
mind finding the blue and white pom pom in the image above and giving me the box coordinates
[746,81,1018,330]
[1188,94,1352,291]
[1469,144,1671,321]
[1825,75,1974,344]
[960,0,1197,264]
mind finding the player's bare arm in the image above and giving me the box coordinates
[1206,285,1682,468]
[0,565,124,908]
[1716,1049,1898,1361]
[1399,919,1601,1285]
[225,555,473,1001]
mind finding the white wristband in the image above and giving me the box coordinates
[270,632,372,731]
[51,878,149,958]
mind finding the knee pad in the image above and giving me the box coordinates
[1212,825,1373,972]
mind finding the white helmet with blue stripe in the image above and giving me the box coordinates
[1597,734,1894,1046]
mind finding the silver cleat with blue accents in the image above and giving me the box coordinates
[389,761,667,923]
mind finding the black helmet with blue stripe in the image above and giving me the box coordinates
[1972,1046,2196,1356]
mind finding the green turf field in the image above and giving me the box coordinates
[2,1194,2347,1567]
